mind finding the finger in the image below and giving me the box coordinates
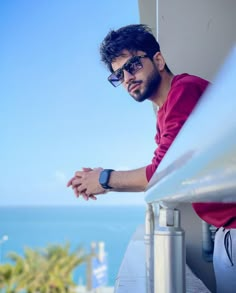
[82,193,89,201]
[93,167,103,171]
[71,178,82,188]
[67,177,75,187]
[82,167,93,172]
[89,195,97,200]
[73,187,80,198]
[75,171,84,177]
[74,188,88,200]
[76,184,89,198]
[73,184,85,198]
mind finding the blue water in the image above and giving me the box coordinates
[0,205,145,286]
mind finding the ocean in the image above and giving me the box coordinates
[0,205,146,286]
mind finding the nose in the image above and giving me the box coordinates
[123,69,135,85]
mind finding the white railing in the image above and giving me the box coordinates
[144,46,236,293]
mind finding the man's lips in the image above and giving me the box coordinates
[128,82,141,93]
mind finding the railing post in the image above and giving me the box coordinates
[154,205,186,293]
[202,221,214,262]
[144,203,154,293]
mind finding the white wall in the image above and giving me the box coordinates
[139,0,236,81]
[138,0,157,36]
[158,0,236,81]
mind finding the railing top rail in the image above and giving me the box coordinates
[145,46,236,205]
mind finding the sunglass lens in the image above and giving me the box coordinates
[108,73,122,87]
[126,57,142,75]
[109,69,124,86]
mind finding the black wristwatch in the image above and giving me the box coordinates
[99,169,114,189]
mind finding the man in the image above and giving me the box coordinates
[67,24,236,292]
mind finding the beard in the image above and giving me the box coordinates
[129,66,161,102]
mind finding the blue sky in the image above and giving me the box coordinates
[0,0,157,206]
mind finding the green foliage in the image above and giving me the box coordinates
[0,243,89,293]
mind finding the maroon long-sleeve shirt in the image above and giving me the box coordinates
[146,73,236,228]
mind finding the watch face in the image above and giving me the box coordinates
[100,170,109,185]
[99,169,113,189]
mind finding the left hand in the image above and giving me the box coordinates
[67,167,106,200]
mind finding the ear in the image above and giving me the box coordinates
[153,52,166,72]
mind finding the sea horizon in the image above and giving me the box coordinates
[0,205,146,286]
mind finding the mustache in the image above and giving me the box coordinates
[128,81,142,92]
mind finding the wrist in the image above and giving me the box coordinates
[99,169,114,189]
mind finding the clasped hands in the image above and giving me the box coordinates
[67,167,106,201]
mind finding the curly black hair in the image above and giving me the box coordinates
[100,24,161,73]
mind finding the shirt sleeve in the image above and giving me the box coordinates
[146,83,202,182]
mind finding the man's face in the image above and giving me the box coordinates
[111,50,161,102]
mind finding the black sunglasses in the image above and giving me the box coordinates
[108,55,148,87]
